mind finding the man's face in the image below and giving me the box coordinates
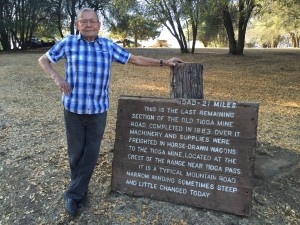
[76,11,101,41]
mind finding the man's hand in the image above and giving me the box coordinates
[54,75,72,95]
[166,57,184,67]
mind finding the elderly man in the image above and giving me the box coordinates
[38,7,183,216]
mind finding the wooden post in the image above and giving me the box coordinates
[170,63,204,99]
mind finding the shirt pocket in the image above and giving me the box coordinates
[67,55,79,72]
[95,45,112,64]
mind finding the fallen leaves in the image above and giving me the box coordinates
[0,48,299,224]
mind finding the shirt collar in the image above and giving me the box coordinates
[77,34,102,44]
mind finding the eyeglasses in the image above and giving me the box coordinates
[78,19,99,25]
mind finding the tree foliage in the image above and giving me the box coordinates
[247,0,300,48]
[271,0,300,47]
[0,0,109,50]
[210,0,262,55]
[183,0,203,53]
[145,0,189,53]
[1,0,299,51]
[103,0,160,47]
[247,1,284,47]
[60,0,109,35]
[145,0,208,53]
[0,0,53,50]
[196,1,227,47]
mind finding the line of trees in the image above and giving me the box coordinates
[248,0,300,48]
[0,0,109,51]
[0,0,299,54]
[103,0,161,48]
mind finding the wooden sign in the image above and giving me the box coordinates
[111,96,259,216]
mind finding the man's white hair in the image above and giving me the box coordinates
[76,8,98,20]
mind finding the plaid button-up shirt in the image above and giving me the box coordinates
[46,34,130,114]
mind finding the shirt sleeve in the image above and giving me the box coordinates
[111,43,131,64]
[46,38,66,64]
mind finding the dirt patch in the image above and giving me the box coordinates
[0,48,299,224]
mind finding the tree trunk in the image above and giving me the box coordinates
[134,30,138,47]
[237,25,246,53]
[0,1,10,50]
[56,0,64,38]
[290,32,298,47]
[221,4,237,55]
[0,32,11,50]
[191,22,197,54]
[222,1,255,55]
[174,24,189,53]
